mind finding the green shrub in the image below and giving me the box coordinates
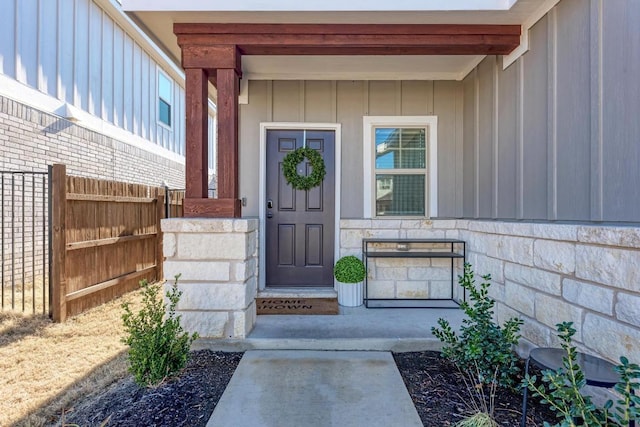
[524,322,640,427]
[334,255,366,283]
[121,275,198,387]
[431,263,523,388]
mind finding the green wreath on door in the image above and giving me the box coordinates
[282,147,326,191]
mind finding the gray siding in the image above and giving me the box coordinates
[336,81,365,218]
[462,70,476,218]
[601,0,640,221]
[556,0,591,220]
[240,80,463,218]
[463,0,640,222]
[434,81,464,217]
[477,58,495,219]
[496,58,518,219]
[522,15,548,220]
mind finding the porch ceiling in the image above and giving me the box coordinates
[123,0,548,80]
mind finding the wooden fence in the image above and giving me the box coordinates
[166,188,185,218]
[50,164,167,322]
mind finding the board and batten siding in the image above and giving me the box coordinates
[240,80,463,219]
[0,0,206,159]
[463,0,640,222]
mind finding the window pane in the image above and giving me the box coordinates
[159,99,171,126]
[399,149,425,168]
[158,73,172,101]
[375,128,399,169]
[376,149,399,169]
[375,174,425,216]
[401,128,425,149]
[375,127,425,169]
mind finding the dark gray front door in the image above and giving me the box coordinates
[265,129,335,287]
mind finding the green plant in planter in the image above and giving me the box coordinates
[334,255,366,283]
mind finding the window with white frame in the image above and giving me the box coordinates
[363,117,438,218]
[157,71,172,127]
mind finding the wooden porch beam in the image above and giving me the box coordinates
[235,45,520,56]
[174,23,521,36]
[175,23,521,56]
[181,44,242,73]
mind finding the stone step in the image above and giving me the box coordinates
[194,305,465,352]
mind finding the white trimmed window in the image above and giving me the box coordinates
[157,70,173,128]
[363,116,437,218]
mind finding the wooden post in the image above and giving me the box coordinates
[156,194,164,281]
[184,68,209,199]
[216,67,240,204]
[50,164,67,322]
[180,43,242,217]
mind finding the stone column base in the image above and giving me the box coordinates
[161,218,258,338]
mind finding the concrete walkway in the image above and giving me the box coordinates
[207,350,423,427]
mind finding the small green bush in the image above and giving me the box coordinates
[334,255,366,283]
[121,275,198,387]
[525,322,640,427]
[432,263,523,388]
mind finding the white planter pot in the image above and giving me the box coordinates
[337,281,363,307]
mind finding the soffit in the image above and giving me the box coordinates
[124,0,549,80]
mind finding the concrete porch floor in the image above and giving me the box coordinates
[194,305,465,352]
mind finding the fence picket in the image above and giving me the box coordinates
[51,164,67,322]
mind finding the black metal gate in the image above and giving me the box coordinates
[1,169,50,315]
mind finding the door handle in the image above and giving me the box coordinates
[267,212,273,219]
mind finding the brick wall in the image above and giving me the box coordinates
[0,95,185,186]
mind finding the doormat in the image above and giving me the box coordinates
[256,297,338,315]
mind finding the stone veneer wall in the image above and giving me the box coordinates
[340,219,465,301]
[340,219,640,364]
[162,218,258,339]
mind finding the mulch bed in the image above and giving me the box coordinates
[58,350,556,427]
[394,351,556,426]
[60,350,243,427]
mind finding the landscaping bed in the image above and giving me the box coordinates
[54,350,554,427]
[395,351,555,426]
[60,350,243,427]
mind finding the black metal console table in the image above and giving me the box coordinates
[362,238,466,308]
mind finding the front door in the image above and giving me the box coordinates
[265,129,335,287]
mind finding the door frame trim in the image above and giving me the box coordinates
[259,122,342,291]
